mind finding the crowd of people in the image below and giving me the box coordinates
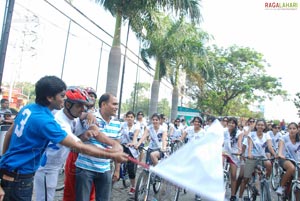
[222,117,300,201]
[0,75,299,201]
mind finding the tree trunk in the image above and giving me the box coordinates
[171,86,179,121]
[105,12,122,96]
[148,80,160,116]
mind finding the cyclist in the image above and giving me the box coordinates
[204,116,216,131]
[179,116,206,201]
[238,119,276,200]
[135,113,168,166]
[159,113,169,132]
[223,117,243,201]
[135,111,147,163]
[180,116,206,143]
[169,118,183,140]
[267,123,282,158]
[221,116,229,129]
[235,118,256,194]
[276,122,299,195]
[120,111,140,195]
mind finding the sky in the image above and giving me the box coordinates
[200,0,300,122]
[1,0,300,122]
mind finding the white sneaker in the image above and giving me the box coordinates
[276,186,285,195]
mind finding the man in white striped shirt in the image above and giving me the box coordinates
[75,93,122,201]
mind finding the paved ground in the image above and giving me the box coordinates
[52,167,279,201]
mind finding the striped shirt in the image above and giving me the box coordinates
[75,113,121,173]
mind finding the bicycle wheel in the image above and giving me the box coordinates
[55,163,65,191]
[121,163,130,188]
[156,179,180,201]
[223,172,229,191]
[245,184,257,201]
[135,170,150,201]
[153,175,161,194]
[271,162,281,190]
[291,183,297,201]
[172,141,183,153]
[260,181,271,201]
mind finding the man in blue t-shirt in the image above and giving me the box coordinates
[0,76,128,201]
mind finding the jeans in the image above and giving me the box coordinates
[75,167,112,201]
[1,176,33,201]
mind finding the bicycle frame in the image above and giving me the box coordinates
[288,159,300,201]
[222,155,231,191]
[254,157,273,201]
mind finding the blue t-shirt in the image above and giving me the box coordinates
[0,104,67,174]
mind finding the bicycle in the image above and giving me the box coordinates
[119,161,130,188]
[169,138,183,153]
[244,156,273,201]
[243,173,259,201]
[271,158,284,191]
[278,158,300,201]
[134,148,179,201]
[222,154,231,191]
[115,144,137,188]
[222,152,241,192]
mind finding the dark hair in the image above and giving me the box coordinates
[35,76,67,106]
[191,116,203,125]
[222,116,229,121]
[151,113,161,120]
[228,117,238,138]
[271,124,278,129]
[126,111,135,118]
[174,118,180,129]
[1,99,8,104]
[207,116,216,122]
[159,114,165,119]
[254,119,267,132]
[136,111,144,117]
[247,117,255,122]
[288,122,299,142]
[98,93,113,108]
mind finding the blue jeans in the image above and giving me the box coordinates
[1,176,33,201]
[75,167,112,201]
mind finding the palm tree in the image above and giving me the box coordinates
[94,0,202,97]
[141,13,206,117]
[167,20,210,120]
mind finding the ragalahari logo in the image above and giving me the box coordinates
[265,2,298,10]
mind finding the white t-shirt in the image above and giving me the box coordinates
[135,119,147,139]
[147,124,167,150]
[185,126,206,142]
[37,109,80,170]
[268,130,282,151]
[280,134,300,161]
[248,131,271,157]
[120,122,139,144]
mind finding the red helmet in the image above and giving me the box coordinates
[85,87,97,99]
[65,88,93,106]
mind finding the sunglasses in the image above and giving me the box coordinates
[249,120,255,123]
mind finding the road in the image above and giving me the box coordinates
[53,167,279,201]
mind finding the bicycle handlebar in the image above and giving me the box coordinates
[246,156,275,161]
